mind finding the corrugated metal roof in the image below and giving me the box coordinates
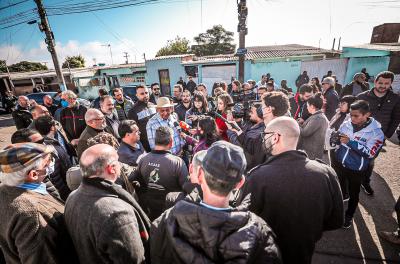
[345,43,400,52]
[147,54,195,61]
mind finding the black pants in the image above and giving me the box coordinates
[362,159,374,186]
[395,196,400,230]
[332,162,365,218]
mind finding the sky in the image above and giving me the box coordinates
[0,0,399,68]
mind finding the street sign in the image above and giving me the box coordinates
[236,48,247,55]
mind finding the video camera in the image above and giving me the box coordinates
[228,99,262,120]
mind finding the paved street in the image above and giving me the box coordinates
[0,114,399,263]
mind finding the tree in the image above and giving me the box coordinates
[8,61,48,72]
[191,25,236,56]
[156,36,190,57]
[62,55,85,68]
[0,60,7,73]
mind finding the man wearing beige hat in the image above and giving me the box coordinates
[146,97,185,155]
[0,143,77,264]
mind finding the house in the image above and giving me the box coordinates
[145,44,341,94]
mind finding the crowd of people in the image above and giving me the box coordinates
[1,69,400,264]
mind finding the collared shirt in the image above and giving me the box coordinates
[17,182,48,195]
[146,113,185,155]
[199,201,231,211]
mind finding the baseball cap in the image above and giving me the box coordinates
[321,77,335,86]
[0,143,55,173]
[199,141,246,183]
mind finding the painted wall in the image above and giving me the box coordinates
[344,56,390,84]
[145,58,186,94]
[250,60,302,92]
[341,47,390,58]
[301,58,348,85]
[98,67,133,75]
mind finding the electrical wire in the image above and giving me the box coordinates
[0,0,29,11]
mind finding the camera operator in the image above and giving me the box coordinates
[228,103,265,171]
[331,100,384,228]
[242,82,256,102]
[185,91,209,127]
[227,91,290,170]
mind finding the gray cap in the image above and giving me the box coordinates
[200,141,246,183]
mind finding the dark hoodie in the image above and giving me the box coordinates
[151,191,282,264]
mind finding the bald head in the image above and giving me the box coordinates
[80,144,120,181]
[266,116,300,151]
[31,105,50,120]
[18,96,29,108]
[43,95,53,106]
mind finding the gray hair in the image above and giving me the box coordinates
[155,126,172,146]
[0,158,42,186]
[79,153,114,178]
[84,108,102,122]
[62,90,77,99]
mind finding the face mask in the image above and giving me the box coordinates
[46,159,55,176]
[262,136,275,156]
[61,99,68,108]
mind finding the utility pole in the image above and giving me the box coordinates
[237,0,248,83]
[4,60,14,91]
[34,0,66,91]
[123,52,129,64]
[102,44,113,65]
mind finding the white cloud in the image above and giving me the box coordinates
[0,39,138,69]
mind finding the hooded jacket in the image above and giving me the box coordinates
[335,118,384,171]
[151,191,282,264]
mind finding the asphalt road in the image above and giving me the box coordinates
[0,114,399,263]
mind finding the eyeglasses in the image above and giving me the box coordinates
[261,131,281,142]
[138,92,149,95]
[92,117,105,121]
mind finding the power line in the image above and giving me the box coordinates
[0,0,29,11]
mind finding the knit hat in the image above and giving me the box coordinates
[199,141,246,183]
[0,143,55,173]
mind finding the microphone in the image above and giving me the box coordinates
[173,121,182,132]
[209,111,241,131]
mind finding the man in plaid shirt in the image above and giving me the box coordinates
[146,97,185,155]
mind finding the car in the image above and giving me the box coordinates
[26,92,58,105]
[26,92,91,107]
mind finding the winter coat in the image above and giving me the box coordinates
[298,110,329,160]
[65,177,151,264]
[44,136,73,201]
[0,185,78,264]
[151,191,282,264]
[12,106,32,129]
[335,118,384,171]
[289,93,311,120]
[185,80,197,94]
[357,88,400,138]
[215,112,229,141]
[184,107,207,127]
[127,100,156,152]
[175,102,192,121]
[241,150,344,264]
[296,74,310,88]
[77,126,110,158]
[228,122,266,170]
[322,86,339,120]
[104,112,120,139]
[117,141,144,166]
[340,81,368,98]
[114,98,134,121]
[60,103,88,141]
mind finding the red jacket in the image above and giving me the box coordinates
[215,113,229,141]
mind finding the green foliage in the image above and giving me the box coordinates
[191,25,236,56]
[0,60,6,73]
[62,55,85,68]
[8,61,48,72]
[156,36,190,57]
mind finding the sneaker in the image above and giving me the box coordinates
[343,216,352,229]
[361,183,374,196]
[378,231,400,245]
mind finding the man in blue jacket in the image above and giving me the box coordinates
[332,100,384,228]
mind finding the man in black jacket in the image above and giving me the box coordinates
[60,90,87,143]
[151,141,282,264]
[149,83,161,104]
[12,96,32,129]
[127,85,156,152]
[174,90,192,121]
[100,95,120,139]
[227,91,290,169]
[43,95,58,116]
[35,115,73,201]
[132,126,188,221]
[321,77,340,120]
[185,76,197,94]
[341,73,369,98]
[241,117,344,264]
[356,71,400,195]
